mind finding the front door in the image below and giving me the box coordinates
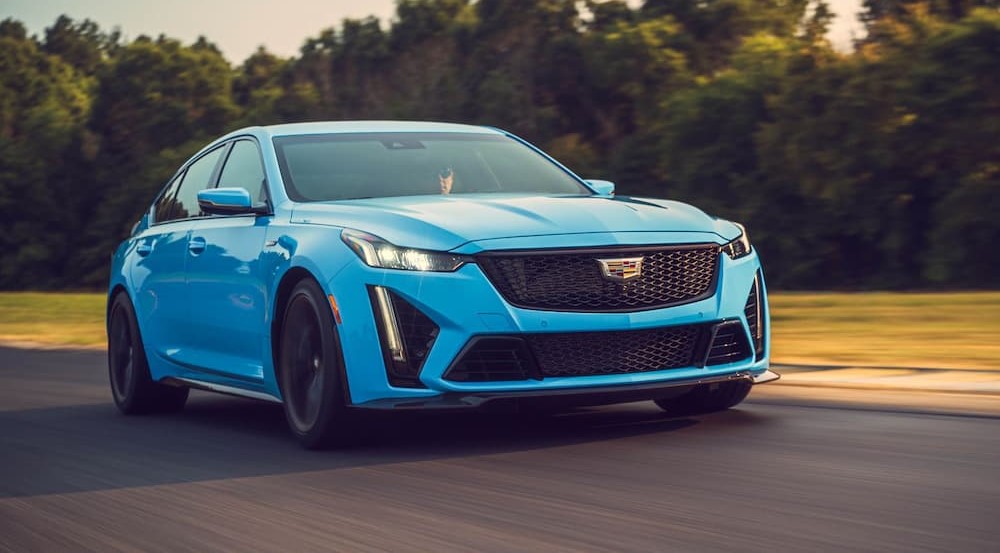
[183,139,272,383]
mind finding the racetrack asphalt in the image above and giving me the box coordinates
[0,347,997,552]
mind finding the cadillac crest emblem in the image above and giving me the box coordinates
[596,257,644,282]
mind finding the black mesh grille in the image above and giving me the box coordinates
[705,321,752,366]
[445,324,716,382]
[744,272,764,360]
[527,325,705,377]
[477,245,719,312]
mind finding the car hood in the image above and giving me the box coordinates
[290,194,739,252]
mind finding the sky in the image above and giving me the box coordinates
[3,0,865,64]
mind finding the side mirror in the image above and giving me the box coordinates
[198,187,256,215]
[585,179,615,196]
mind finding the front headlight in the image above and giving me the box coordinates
[341,229,466,272]
[721,223,752,259]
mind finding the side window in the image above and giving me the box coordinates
[153,171,185,223]
[171,146,226,220]
[218,140,267,205]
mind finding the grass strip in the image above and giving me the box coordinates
[1,291,997,369]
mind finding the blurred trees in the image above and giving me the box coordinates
[0,19,93,288]
[79,35,238,283]
[0,1,996,289]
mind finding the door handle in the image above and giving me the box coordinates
[136,241,153,257]
[188,236,207,255]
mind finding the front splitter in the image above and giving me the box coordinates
[354,369,780,411]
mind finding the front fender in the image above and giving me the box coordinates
[260,223,356,398]
[264,224,355,299]
[106,239,135,323]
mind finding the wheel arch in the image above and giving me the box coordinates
[269,266,353,406]
[107,284,130,331]
[270,267,318,383]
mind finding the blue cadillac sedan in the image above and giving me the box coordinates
[107,121,777,448]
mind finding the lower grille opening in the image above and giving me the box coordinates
[527,325,704,377]
[370,287,438,388]
[445,320,757,382]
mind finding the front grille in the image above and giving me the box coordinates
[477,245,719,312]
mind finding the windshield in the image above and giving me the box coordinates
[273,132,589,201]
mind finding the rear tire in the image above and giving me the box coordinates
[278,279,354,449]
[108,293,189,414]
[653,379,752,416]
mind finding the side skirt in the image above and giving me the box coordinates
[161,377,282,403]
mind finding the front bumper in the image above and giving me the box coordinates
[328,234,771,406]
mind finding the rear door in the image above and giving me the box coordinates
[131,145,227,363]
[131,171,195,359]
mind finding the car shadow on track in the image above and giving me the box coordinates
[0,391,772,498]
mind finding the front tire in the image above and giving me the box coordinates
[108,292,189,414]
[653,379,752,416]
[278,279,353,449]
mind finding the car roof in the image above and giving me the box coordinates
[191,121,510,169]
[250,120,505,139]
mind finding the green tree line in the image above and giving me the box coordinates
[0,0,997,290]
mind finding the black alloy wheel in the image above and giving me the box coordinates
[107,293,189,414]
[653,378,753,416]
[278,279,353,449]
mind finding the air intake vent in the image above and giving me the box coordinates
[704,321,753,366]
[744,271,765,360]
[369,287,438,388]
[444,338,537,382]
